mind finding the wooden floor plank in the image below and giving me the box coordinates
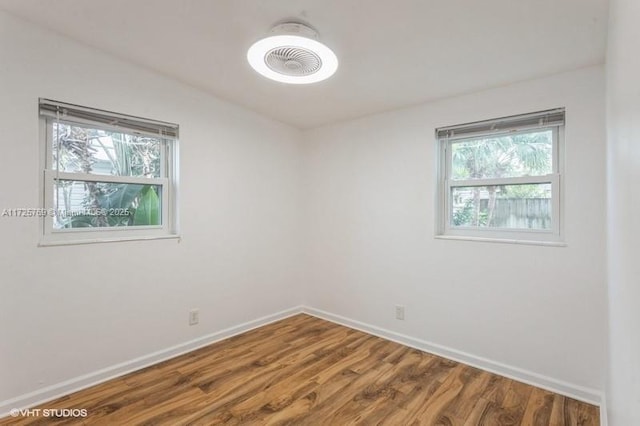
[439,367,491,421]
[521,387,555,426]
[0,314,599,425]
[402,364,467,425]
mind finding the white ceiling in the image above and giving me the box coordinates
[0,0,608,129]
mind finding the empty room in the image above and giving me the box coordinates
[0,0,637,425]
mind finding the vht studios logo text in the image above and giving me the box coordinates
[9,408,88,418]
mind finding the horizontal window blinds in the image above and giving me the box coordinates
[436,108,565,140]
[39,98,179,139]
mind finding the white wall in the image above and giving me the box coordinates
[606,0,640,422]
[302,66,607,397]
[0,11,302,406]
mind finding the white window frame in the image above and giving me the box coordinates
[39,99,180,246]
[436,109,565,245]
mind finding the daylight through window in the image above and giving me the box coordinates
[436,109,564,243]
[40,99,179,244]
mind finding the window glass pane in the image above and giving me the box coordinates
[450,130,552,180]
[52,181,162,229]
[52,122,162,178]
[451,184,551,230]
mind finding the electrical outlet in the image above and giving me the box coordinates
[395,305,405,320]
[189,309,199,325]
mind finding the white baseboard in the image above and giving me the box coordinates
[599,397,608,426]
[302,306,604,407]
[0,306,303,418]
[2,305,604,420]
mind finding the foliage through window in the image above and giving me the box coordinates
[437,109,564,243]
[40,99,178,244]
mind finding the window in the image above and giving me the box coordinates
[436,109,564,244]
[39,99,179,245]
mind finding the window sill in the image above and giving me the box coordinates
[39,234,181,247]
[434,235,566,247]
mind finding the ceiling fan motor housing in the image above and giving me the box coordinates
[265,23,322,77]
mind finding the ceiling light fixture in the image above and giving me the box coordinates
[247,22,338,85]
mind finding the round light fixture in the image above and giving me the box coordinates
[247,22,338,84]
